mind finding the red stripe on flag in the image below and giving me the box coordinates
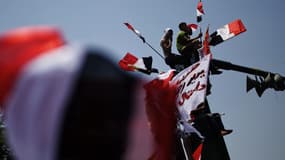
[197,2,205,15]
[144,71,177,160]
[192,143,203,160]
[203,26,211,56]
[124,23,135,31]
[228,19,247,35]
[118,52,138,71]
[0,26,65,106]
[188,24,198,32]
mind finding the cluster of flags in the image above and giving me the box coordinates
[120,1,247,159]
[143,54,211,160]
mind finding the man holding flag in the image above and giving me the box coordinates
[176,22,203,66]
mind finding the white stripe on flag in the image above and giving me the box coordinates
[217,25,235,41]
[5,45,85,160]
[196,9,204,16]
[134,58,147,70]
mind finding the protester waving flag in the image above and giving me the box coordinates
[124,22,146,43]
[196,1,205,23]
[209,19,247,46]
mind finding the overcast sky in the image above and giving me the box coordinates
[1,0,285,159]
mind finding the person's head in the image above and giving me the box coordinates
[178,22,192,35]
[163,28,173,39]
[164,28,173,35]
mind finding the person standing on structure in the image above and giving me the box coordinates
[176,22,202,65]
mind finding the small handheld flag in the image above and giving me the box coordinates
[196,1,205,23]
[118,52,158,75]
[202,26,211,56]
[187,23,198,32]
[123,22,164,59]
[124,23,145,43]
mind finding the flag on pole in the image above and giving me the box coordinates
[187,23,198,32]
[196,1,205,23]
[209,19,247,46]
[124,22,146,43]
[124,23,164,59]
[118,52,157,74]
[202,26,211,56]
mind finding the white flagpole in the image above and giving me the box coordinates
[180,138,190,160]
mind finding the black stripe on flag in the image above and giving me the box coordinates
[197,16,202,23]
[209,31,224,46]
[142,56,153,71]
[57,49,138,159]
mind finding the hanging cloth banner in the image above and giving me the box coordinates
[170,54,211,121]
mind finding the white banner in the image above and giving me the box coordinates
[171,54,211,121]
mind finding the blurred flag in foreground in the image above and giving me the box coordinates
[1,26,153,160]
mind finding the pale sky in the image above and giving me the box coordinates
[1,0,285,159]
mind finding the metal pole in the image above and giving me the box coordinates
[145,41,165,59]
[212,59,285,78]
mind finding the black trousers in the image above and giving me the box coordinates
[165,53,190,72]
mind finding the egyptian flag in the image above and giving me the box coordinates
[187,23,198,32]
[1,26,154,160]
[124,22,146,43]
[202,26,211,56]
[143,69,177,160]
[118,52,157,75]
[209,19,247,46]
[196,1,205,23]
